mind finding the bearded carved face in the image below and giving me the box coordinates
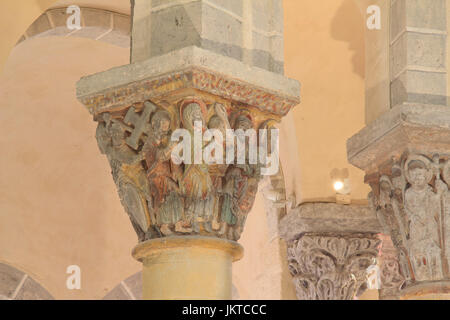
[208,116,226,136]
[407,161,429,190]
[235,116,253,131]
[152,111,171,140]
[183,103,204,129]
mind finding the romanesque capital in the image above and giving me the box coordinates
[286,233,380,300]
[280,203,381,300]
[77,4,300,242]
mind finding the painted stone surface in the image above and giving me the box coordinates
[368,153,450,285]
[93,94,282,241]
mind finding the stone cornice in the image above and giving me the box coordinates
[347,103,450,174]
[76,46,300,117]
[279,202,382,241]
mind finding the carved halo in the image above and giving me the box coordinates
[230,109,254,129]
[379,175,393,193]
[403,155,433,185]
[259,119,278,130]
[179,97,208,131]
[443,160,450,186]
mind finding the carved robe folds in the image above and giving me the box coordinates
[368,154,450,285]
[93,97,278,242]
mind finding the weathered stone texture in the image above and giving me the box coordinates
[279,203,381,241]
[287,233,380,300]
[15,277,54,300]
[0,263,53,300]
[131,0,284,73]
[389,0,447,107]
[378,234,405,300]
[0,263,24,298]
[348,104,450,173]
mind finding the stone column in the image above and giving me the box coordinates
[280,203,381,300]
[348,0,450,299]
[76,0,300,300]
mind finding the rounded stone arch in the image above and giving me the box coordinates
[0,262,54,300]
[0,0,131,72]
[18,7,131,49]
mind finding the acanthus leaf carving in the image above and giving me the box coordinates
[287,233,380,300]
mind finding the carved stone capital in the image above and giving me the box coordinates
[280,203,381,300]
[286,233,380,300]
[366,152,450,290]
[77,46,299,243]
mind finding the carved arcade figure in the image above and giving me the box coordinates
[369,154,450,286]
[93,96,275,242]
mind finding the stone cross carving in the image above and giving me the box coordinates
[124,101,157,150]
[287,233,380,300]
[368,153,450,287]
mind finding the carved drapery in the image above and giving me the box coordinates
[287,233,380,300]
[368,153,450,286]
[93,93,285,242]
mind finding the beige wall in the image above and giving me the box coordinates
[284,0,369,203]
[0,37,139,299]
[0,0,55,73]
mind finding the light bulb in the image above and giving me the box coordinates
[334,181,344,192]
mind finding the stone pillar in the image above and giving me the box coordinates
[76,0,300,300]
[348,0,450,299]
[280,203,381,300]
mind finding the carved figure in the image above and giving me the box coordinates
[404,156,442,281]
[180,100,213,233]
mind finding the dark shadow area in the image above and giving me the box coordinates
[330,0,365,78]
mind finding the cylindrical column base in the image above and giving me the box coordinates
[132,236,243,300]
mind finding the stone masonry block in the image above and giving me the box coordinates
[391,70,447,106]
[0,263,24,298]
[391,32,446,79]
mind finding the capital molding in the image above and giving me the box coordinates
[378,234,405,300]
[77,46,300,117]
[347,103,450,174]
[279,203,382,242]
